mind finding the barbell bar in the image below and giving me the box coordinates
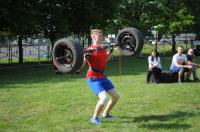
[83,43,118,53]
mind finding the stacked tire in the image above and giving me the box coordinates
[116,27,144,56]
[52,38,83,73]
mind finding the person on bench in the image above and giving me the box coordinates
[146,49,162,83]
[185,48,199,81]
[170,46,192,83]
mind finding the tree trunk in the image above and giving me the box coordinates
[171,33,176,54]
[18,35,23,64]
[50,27,56,49]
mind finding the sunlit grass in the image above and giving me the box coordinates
[0,55,200,131]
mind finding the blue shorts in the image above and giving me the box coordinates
[86,77,114,95]
[170,66,190,73]
[170,66,182,73]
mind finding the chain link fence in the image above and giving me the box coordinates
[0,37,52,69]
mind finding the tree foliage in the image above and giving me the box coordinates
[183,0,200,40]
[0,0,40,63]
[0,0,200,60]
[153,0,194,52]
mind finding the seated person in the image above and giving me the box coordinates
[185,48,199,81]
[146,49,162,83]
[170,46,192,83]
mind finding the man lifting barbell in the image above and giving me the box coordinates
[52,27,144,125]
[78,29,120,125]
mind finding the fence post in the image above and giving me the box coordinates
[38,43,40,65]
[8,42,11,63]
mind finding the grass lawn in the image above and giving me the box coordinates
[0,54,200,131]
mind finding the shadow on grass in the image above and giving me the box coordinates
[0,56,174,87]
[0,57,147,86]
[0,66,84,88]
[117,111,199,130]
[133,111,193,122]
[140,123,191,129]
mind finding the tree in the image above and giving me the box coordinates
[116,0,164,35]
[156,0,194,52]
[86,0,123,33]
[37,0,70,46]
[117,0,145,31]
[183,0,200,40]
[65,0,122,44]
[0,0,40,63]
[36,0,122,46]
[137,0,194,52]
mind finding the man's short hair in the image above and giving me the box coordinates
[177,46,184,49]
[188,48,193,51]
[91,29,103,34]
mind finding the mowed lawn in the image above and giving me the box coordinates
[0,56,200,132]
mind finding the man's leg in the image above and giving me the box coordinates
[185,71,191,81]
[93,91,107,118]
[183,67,192,81]
[192,66,198,80]
[102,89,120,116]
[178,69,184,82]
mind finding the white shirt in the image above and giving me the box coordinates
[148,56,162,69]
[171,53,187,66]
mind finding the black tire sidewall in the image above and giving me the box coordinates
[52,38,83,73]
[117,27,144,56]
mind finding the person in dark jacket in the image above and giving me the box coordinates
[185,48,199,81]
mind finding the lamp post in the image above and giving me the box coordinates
[151,27,158,51]
[152,24,164,51]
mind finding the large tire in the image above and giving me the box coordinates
[116,27,144,56]
[52,38,83,73]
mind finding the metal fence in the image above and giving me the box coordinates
[0,43,52,65]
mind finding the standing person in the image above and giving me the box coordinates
[146,49,162,83]
[79,29,120,125]
[170,46,192,83]
[185,48,199,81]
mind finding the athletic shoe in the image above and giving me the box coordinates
[102,114,113,118]
[90,117,102,124]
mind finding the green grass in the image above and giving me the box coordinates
[0,57,50,64]
[0,55,200,131]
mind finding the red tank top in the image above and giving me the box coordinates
[86,45,107,78]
